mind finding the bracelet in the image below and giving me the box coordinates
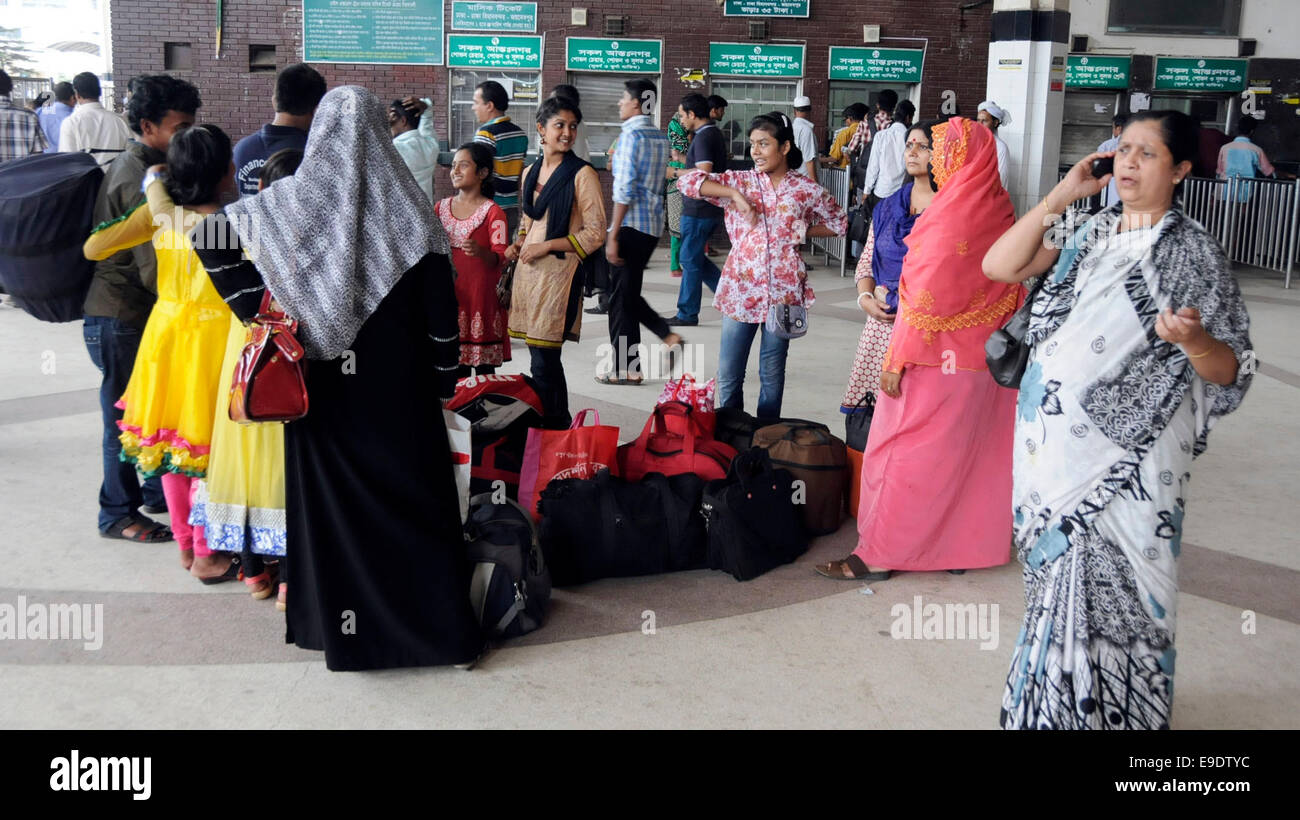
[857,292,872,305]
[1186,344,1215,360]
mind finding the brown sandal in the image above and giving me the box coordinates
[814,554,893,581]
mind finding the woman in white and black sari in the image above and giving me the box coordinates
[983,110,1253,728]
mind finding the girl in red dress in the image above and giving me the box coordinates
[436,142,512,376]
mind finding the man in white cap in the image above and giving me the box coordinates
[791,95,818,182]
[977,100,1011,191]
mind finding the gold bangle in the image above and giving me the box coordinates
[1186,345,1215,359]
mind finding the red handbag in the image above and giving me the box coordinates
[617,403,737,483]
[228,290,308,423]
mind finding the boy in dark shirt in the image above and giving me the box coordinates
[667,93,729,326]
[231,64,325,197]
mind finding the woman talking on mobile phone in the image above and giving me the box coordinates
[983,110,1254,729]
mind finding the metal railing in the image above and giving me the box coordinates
[1059,173,1297,288]
[811,165,852,275]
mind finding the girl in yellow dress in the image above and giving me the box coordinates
[83,124,239,585]
[190,148,303,605]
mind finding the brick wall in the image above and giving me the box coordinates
[110,1,994,199]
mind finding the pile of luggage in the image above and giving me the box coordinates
[450,373,854,640]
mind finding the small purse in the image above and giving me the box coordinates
[765,302,809,340]
[229,290,308,423]
[496,259,516,309]
[984,278,1041,389]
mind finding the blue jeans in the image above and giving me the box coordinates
[83,315,165,531]
[674,214,722,321]
[717,316,790,420]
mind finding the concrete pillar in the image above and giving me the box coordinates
[985,0,1070,215]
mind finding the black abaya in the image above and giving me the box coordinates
[198,230,483,670]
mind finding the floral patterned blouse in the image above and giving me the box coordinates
[679,168,847,323]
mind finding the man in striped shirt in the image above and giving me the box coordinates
[600,78,677,385]
[473,81,527,236]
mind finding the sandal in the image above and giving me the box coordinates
[814,554,893,582]
[195,555,242,585]
[594,373,643,386]
[245,564,279,600]
[101,514,173,544]
[275,582,287,613]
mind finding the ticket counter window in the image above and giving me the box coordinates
[827,81,909,145]
[710,80,800,160]
[449,69,541,152]
[568,74,663,157]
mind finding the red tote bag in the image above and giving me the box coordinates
[617,403,737,483]
[518,409,620,517]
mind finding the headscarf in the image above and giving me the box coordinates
[521,150,591,243]
[977,100,1011,127]
[870,181,920,313]
[884,116,1019,373]
[224,85,450,361]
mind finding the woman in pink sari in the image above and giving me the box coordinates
[817,116,1021,580]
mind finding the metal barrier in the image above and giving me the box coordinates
[1059,173,1297,288]
[811,166,852,276]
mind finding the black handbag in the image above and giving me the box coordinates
[702,448,808,581]
[985,278,1042,388]
[843,393,874,452]
[847,206,871,245]
[537,469,707,586]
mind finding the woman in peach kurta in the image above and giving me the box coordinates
[505,96,606,428]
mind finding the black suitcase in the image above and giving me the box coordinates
[702,448,808,581]
[538,469,707,586]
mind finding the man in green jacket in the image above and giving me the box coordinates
[83,74,199,542]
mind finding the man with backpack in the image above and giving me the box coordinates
[83,74,200,543]
[232,63,326,197]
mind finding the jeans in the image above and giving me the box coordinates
[608,227,669,378]
[83,315,165,531]
[717,315,790,420]
[529,345,570,429]
[674,214,722,321]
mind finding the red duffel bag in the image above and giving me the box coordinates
[618,403,737,482]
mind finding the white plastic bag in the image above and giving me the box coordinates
[444,408,473,525]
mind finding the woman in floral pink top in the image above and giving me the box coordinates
[679,111,846,418]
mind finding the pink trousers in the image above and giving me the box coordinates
[161,473,210,556]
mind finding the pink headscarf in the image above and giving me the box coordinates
[884,117,1020,374]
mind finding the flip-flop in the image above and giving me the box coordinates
[100,515,173,544]
[814,554,893,581]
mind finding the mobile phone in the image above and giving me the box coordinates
[1091,157,1114,179]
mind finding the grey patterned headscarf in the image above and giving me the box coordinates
[225,85,450,360]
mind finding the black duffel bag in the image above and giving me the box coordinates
[538,469,707,586]
[702,448,808,581]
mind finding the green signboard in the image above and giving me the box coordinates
[723,0,810,16]
[566,38,662,73]
[1154,57,1248,92]
[709,43,805,78]
[446,34,542,69]
[451,2,537,33]
[303,0,444,65]
[828,47,923,83]
[1065,55,1131,89]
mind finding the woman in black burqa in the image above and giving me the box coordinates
[191,85,484,670]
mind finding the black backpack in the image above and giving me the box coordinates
[465,494,551,639]
[702,448,809,581]
[0,152,105,322]
[538,469,707,586]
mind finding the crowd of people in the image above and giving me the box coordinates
[0,64,1258,728]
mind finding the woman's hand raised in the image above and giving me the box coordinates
[1048,151,1113,212]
